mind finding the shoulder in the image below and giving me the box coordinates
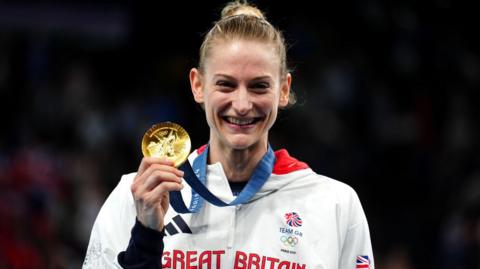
[99,172,137,215]
[93,172,137,225]
[310,175,367,229]
[119,172,136,189]
[272,149,359,203]
[293,172,367,230]
[319,175,361,207]
[272,148,345,185]
[272,149,309,175]
[104,172,137,204]
[115,172,136,190]
[293,171,359,204]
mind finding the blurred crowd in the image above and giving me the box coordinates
[0,1,478,268]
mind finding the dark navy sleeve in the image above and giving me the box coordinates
[117,218,165,268]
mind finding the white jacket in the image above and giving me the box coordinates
[83,148,374,269]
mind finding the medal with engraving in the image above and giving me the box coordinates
[141,122,191,167]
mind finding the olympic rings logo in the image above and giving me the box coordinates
[280,235,299,247]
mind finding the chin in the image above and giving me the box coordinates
[225,135,257,150]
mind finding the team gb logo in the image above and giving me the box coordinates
[284,212,303,227]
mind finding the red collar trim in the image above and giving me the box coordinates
[272,149,309,174]
[195,145,309,175]
[196,144,208,155]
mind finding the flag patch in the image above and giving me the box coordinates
[356,255,370,269]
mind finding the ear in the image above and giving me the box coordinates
[279,73,292,107]
[190,68,204,104]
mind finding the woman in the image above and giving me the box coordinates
[84,1,374,268]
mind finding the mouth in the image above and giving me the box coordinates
[222,116,263,127]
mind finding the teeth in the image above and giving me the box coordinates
[226,117,255,125]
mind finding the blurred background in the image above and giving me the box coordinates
[0,0,479,268]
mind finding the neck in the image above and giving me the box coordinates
[208,139,268,183]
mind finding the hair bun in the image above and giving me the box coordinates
[221,1,265,20]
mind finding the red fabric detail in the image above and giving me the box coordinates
[196,144,208,154]
[273,149,309,175]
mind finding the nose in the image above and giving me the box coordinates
[231,87,252,115]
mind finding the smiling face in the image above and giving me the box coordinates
[190,39,291,151]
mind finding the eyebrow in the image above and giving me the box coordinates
[213,74,272,81]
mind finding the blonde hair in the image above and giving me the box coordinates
[198,0,296,106]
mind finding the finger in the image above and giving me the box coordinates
[138,164,184,190]
[142,170,183,192]
[135,158,177,186]
[141,163,184,181]
[135,169,182,196]
[145,181,184,204]
[137,157,175,177]
[132,164,183,195]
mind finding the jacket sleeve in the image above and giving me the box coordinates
[338,188,375,269]
[83,174,137,269]
[117,219,165,268]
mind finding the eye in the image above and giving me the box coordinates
[215,80,236,89]
[250,82,270,92]
[255,82,269,88]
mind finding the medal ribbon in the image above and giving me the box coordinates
[169,145,275,213]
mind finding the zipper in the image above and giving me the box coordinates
[227,205,241,248]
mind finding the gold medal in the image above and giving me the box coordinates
[141,122,191,167]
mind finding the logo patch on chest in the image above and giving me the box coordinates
[285,212,303,227]
[278,212,304,254]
